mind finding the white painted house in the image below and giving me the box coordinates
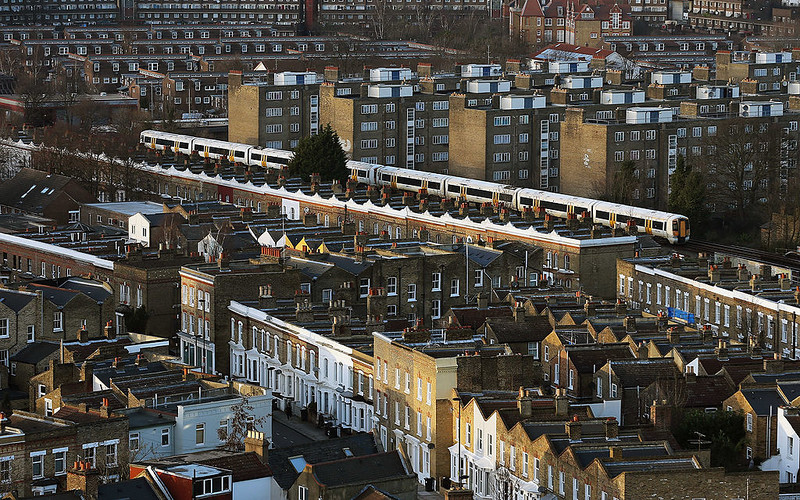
[761,406,800,483]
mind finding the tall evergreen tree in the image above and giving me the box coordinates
[669,155,707,231]
[288,124,348,182]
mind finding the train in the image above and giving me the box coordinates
[140,130,690,244]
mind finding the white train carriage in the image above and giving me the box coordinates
[443,177,516,206]
[191,137,251,164]
[348,161,380,186]
[515,189,594,219]
[374,166,449,198]
[592,202,689,244]
[140,130,194,154]
[248,147,293,170]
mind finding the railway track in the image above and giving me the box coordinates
[669,239,800,275]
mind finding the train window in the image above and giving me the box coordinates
[543,201,568,213]
[142,136,152,143]
[397,176,422,187]
[653,221,664,230]
[575,205,589,214]
[428,182,441,191]
[448,185,461,194]
[466,188,492,199]
[595,210,610,220]
[267,155,289,165]
[499,194,513,202]
[520,197,534,207]
[633,217,645,226]
[234,150,245,158]
[210,147,227,155]
[179,142,189,149]
[193,144,204,152]
[155,138,172,147]
[251,153,262,161]
[381,173,392,182]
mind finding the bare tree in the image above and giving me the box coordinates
[701,118,782,224]
[218,396,268,452]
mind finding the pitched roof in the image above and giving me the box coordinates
[610,359,679,387]
[684,375,736,408]
[0,168,93,214]
[311,451,411,488]
[0,288,37,312]
[568,344,634,373]
[10,342,60,365]
[196,451,272,482]
[351,485,401,500]
[484,316,553,343]
[519,0,545,17]
[267,433,378,490]
[98,476,162,500]
[739,387,788,415]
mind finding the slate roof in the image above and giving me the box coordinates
[740,387,788,415]
[568,344,634,373]
[0,168,93,214]
[484,316,552,343]
[449,305,513,329]
[26,283,80,307]
[0,288,37,312]
[311,451,411,487]
[267,433,378,490]
[98,476,161,500]
[610,359,679,388]
[57,277,112,303]
[351,485,401,500]
[10,342,60,365]
[684,376,736,408]
[196,451,272,482]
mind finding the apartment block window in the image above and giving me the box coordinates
[523,452,529,476]
[493,134,511,145]
[614,151,624,162]
[387,277,397,295]
[408,284,417,301]
[494,116,511,126]
[361,104,378,114]
[162,428,170,446]
[614,131,624,142]
[0,319,7,338]
[450,279,460,297]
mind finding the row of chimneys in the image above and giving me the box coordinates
[76,320,116,343]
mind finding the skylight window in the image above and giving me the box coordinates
[288,456,307,473]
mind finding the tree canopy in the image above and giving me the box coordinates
[672,409,747,470]
[668,155,707,230]
[288,124,348,182]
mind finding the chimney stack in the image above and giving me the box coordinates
[67,461,101,500]
[517,387,532,418]
[604,417,619,440]
[565,415,582,441]
[104,320,115,340]
[650,400,672,430]
[554,388,569,416]
[244,429,270,463]
[77,326,89,343]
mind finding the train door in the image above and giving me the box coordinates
[390,175,398,189]
[644,219,653,234]
[459,186,467,201]
[610,212,617,228]
[492,192,499,204]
